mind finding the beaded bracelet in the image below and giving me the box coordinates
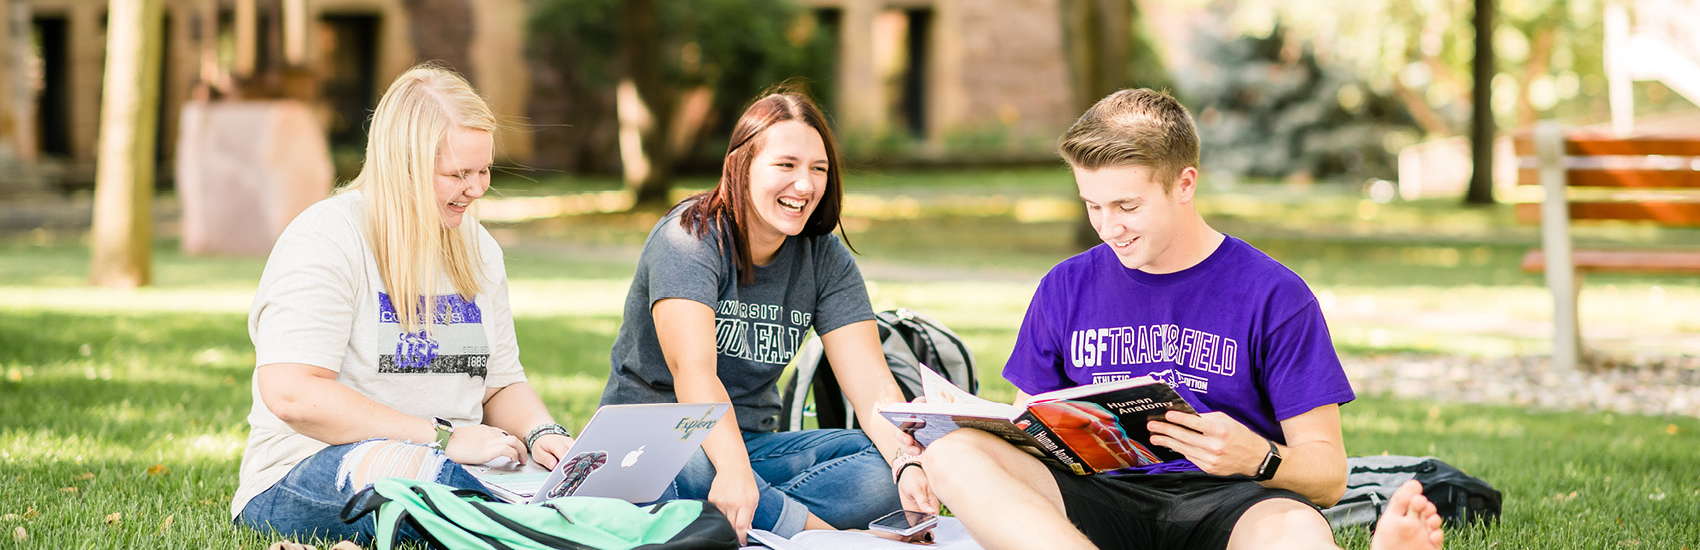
[524,423,572,453]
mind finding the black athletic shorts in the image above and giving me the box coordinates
[1052,470,1318,550]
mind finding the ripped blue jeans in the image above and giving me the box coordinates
[674,429,901,538]
[237,439,486,544]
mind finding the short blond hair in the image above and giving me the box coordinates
[1058,88,1198,193]
[343,62,494,331]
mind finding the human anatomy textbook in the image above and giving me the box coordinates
[879,368,1196,475]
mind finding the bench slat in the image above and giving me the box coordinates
[1521,249,1700,273]
[1515,168,1700,188]
[1513,133,1700,156]
[1514,202,1700,225]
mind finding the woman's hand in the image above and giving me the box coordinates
[896,466,939,515]
[444,424,528,466]
[528,433,576,470]
[708,468,762,544]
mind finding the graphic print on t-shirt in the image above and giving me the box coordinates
[376,292,490,377]
[713,299,809,365]
[1070,323,1237,394]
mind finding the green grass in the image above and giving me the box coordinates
[4,169,1700,548]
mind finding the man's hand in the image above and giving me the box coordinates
[1146,410,1268,477]
[708,469,762,544]
[444,424,528,467]
[528,433,575,471]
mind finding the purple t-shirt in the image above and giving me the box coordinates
[1003,235,1355,474]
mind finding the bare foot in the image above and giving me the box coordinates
[1370,480,1444,550]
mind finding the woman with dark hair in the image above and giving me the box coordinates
[600,90,933,541]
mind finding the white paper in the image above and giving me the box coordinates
[741,517,982,550]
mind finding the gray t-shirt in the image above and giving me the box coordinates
[601,203,874,432]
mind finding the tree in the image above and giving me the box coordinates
[1226,0,1610,198]
[1061,0,1131,116]
[90,0,164,287]
[1465,0,1496,205]
[7,0,37,162]
[525,0,834,201]
[618,0,673,207]
[402,0,475,80]
[1059,0,1142,251]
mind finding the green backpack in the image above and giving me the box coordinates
[339,478,739,550]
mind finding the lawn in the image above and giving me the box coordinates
[3,169,1698,548]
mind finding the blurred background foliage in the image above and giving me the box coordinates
[524,0,836,174]
[512,0,1686,189]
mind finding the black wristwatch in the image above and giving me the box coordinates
[1252,439,1283,481]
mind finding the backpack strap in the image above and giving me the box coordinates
[895,308,977,393]
[409,484,515,550]
[339,485,391,524]
[780,336,828,431]
[470,501,598,550]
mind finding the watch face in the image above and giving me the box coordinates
[1256,451,1281,480]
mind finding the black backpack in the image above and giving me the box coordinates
[1323,455,1503,532]
[778,308,977,431]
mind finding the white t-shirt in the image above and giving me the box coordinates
[232,190,526,518]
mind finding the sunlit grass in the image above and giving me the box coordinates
[5,168,1700,548]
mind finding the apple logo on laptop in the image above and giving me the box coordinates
[622,446,645,467]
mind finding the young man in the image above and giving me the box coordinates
[908,89,1443,550]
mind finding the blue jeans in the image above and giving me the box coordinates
[236,440,487,545]
[675,429,901,537]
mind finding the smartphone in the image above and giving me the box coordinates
[868,509,939,537]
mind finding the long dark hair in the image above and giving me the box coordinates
[678,89,848,285]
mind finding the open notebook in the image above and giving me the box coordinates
[743,517,982,550]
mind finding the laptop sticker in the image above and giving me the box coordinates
[547,451,608,499]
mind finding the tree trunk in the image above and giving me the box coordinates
[402,0,475,80]
[91,0,164,288]
[1465,0,1496,205]
[8,0,37,162]
[619,0,673,207]
[1062,0,1131,250]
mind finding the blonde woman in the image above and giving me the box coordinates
[233,63,574,544]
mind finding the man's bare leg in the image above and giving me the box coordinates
[1225,498,1337,550]
[924,430,1095,550]
[1370,480,1445,550]
[1229,479,1444,550]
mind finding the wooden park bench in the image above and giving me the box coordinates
[1513,121,1700,370]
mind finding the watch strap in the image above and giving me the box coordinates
[1253,439,1282,481]
[524,423,572,453]
[432,417,454,449]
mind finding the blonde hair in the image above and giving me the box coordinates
[343,62,495,331]
[1058,88,1199,193]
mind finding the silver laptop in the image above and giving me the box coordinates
[471,402,728,504]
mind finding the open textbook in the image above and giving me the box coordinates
[878,368,1196,475]
[743,517,981,550]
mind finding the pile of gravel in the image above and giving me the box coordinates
[1342,353,1700,418]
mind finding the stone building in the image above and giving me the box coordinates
[0,0,1076,192]
[0,0,530,191]
[798,0,1076,158]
